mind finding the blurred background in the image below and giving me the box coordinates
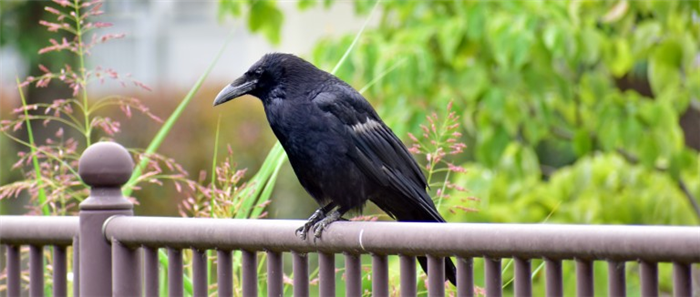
[2,1,699,295]
[2,1,699,224]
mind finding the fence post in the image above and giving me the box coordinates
[78,142,134,297]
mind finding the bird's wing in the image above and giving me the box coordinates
[313,90,442,220]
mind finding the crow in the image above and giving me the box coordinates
[213,53,456,285]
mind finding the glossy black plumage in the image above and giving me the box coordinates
[214,53,456,285]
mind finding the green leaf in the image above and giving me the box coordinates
[648,40,682,96]
[476,125,510,167]
[248,2,284,45]
[607,38,633,77]
[621,115,642,148]
[438,19,463,61]
[217,0,243,21]
[573,129,592,156]
[297,0,316,10]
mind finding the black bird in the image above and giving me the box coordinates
[214,53,456,285]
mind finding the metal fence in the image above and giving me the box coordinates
[1,142,699,297]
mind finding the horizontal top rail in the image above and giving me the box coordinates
[0,216,78,246]
[104,217,700,263]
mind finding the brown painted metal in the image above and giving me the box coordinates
[6,245,21,297]
[639,261,658,297]
[292,251,309,297]
[372,254,389,297]
[112,239,142,296]
[193,249,207,297]
[53,245,67,297]
[399,255,417,297]
[575,259,594,297]
[72,236,79,297]
[29,245,44,297]
[672,262,691,297]
[345,253,362,297]
[319,252,336,297]
[77,142,134,297]
[607,261,626,297]
[485,257,502,297]
[428,254,445,297]
[102,217,700,263]
[545,258,563,297]
[267,251,283,297]
[0,216,77,246]
[457,257,474,297]
[168,248,184,297]
[144,247,159,297]
[514,257,532,297]
[217,250,232,297]
[242,250,258,297]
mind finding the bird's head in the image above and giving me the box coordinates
[213,53,305,106]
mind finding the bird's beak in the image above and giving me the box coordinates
[213,76,257,106]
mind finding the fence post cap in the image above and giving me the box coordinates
[79,142,134,210]
[79,142,133,187]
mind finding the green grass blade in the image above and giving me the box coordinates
[122,31,235,197]
[211,115,222,218]
[17,76,49,216]
[330,0,380,75]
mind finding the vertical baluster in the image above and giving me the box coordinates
[545,258,563,297]
[514,257,532,297]
[484,257,502,297]
[6,245,21,297]
[672,262,691,297]
[242,250,257,297]
[267,251,283,297]
[400,255,417,297]
[29,245,44,297]
[168,248,183,297]
[575,259,594,297]
[372,254,389,297]
[345,253,362,297]
[319,253,336,297]
[292,251,309,297]
[192,249,207,297]
[639,261,658,297]
[457,257,474,297]
[217,250,232,297]
[143,247,159,297]
[428,255,445,297]
[607,261,626,297]
[72,237,79,297]
[112,239,142,297]
[53,245,67,297]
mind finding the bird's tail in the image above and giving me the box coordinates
[395,210,457,286]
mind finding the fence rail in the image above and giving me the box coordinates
[1,142,699,297]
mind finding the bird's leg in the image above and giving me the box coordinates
[312,208,345,239]
[296,202,336,240]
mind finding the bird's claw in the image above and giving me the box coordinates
[310,210,342,241]
[295,222,313,240]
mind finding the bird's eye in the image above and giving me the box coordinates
[255,68,263,75]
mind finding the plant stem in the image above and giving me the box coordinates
[73,0,92,147]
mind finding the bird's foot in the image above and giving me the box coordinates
[312,210,342,240]
[296,208,327,240]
